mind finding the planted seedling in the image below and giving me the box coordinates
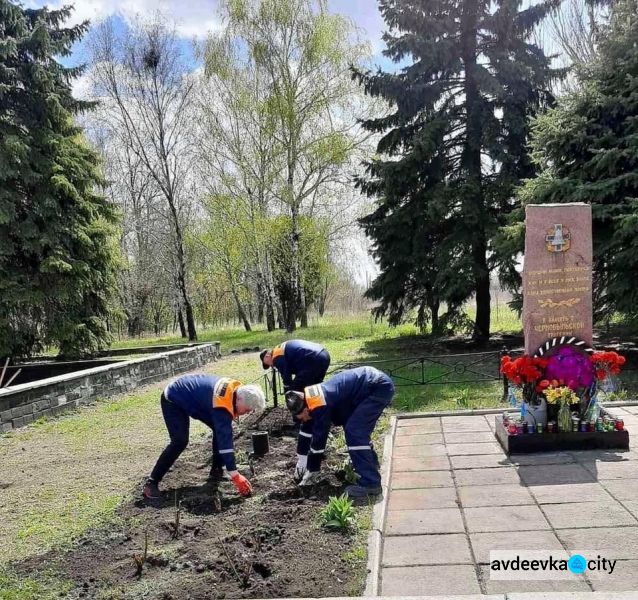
[218,536,253,588]
[340,459,358,485]
[170,492,182,539]
[133,529,149,578]
[320,494,356,531]
[212,490,223,513]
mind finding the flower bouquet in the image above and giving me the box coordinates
[545,384,579,433]
[591,351,626,395]
[500,355,550,427]
[501,345,626,431]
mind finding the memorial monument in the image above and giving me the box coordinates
[495,203,629,453]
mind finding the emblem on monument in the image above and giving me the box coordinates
[545,223,571,253]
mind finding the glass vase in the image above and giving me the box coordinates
[558,400,572,433]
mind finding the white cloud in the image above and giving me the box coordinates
[27,0,221,39]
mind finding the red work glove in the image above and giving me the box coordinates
[230,472,252,497]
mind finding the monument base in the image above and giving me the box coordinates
[494,414,629,454]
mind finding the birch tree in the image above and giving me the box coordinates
[88,16,198,340]
[217,0,370,331]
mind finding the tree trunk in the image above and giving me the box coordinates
[299,277,308,328]
[429,298,440,334]
[177,308,187,338]
[263,254,277,332]
[286,139,300,332]
[256,281,264,323]
[174,240,197,341]
[229,274,251,332]
[318,276,331,317]
[473,239,491,344]
[276,302,286,329]
[236,304,252,331]
[461,0,490,344]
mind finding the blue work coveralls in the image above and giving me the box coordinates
[272,339,331,392]
[149,374,238,483]
[296,367,395,488]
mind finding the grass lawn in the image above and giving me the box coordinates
[110,306,522,354]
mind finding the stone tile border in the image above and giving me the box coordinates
[0,343,220,432]
[364,415,397,596]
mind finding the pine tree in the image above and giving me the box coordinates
[498,0,638,323]
[0,2,119,358]
[355,0,558,341]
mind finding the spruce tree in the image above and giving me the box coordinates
[0,2,119,358]
[498,0,638,323]
[355,0,558,341]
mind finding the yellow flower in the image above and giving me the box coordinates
[544,386,578,405]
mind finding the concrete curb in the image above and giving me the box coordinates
[364,415,397,597]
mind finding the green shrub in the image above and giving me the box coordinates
[320,494,356,530]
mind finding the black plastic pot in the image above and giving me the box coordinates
[251,431,270,456]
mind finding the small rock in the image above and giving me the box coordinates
[195,563,206,573]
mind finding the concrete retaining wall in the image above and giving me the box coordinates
[0,343,220,433]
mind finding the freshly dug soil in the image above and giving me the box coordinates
[19,410,365,599]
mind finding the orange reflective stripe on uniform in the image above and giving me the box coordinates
[212,378,241,418]
[272,342,286,360]
[304,384,326,411]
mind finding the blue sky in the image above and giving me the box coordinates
[26,0,391,69]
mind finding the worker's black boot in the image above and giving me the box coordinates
[208,466,228,482]
[345,484,382,498]
[143,478,161,499]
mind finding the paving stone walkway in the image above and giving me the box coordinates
[378,406,638,597]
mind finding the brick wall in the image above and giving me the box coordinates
[0,343,220,433]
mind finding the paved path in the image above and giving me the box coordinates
[375,406,638,597]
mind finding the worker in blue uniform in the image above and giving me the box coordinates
[143,374,266,500]
[284,366,394,498]
[260,339,330,392]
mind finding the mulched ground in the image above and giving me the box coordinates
[18,410,364,599]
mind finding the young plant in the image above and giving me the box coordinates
[340,458,358,485]
[320,494,356,531]
[169,493,182,539]
[133,529,149,578]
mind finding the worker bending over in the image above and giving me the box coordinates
[260,339,330,392]
[260,339,331,392]
[285,366,394,498]
[144,374,265,500]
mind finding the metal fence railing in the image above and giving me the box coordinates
[265,350,507,407]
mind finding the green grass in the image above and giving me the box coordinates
[110,307,522,353]
[109,310,517,413]
[0,568,71,600]
[15,492,121,555]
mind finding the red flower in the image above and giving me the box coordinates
[596,369,606,380]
